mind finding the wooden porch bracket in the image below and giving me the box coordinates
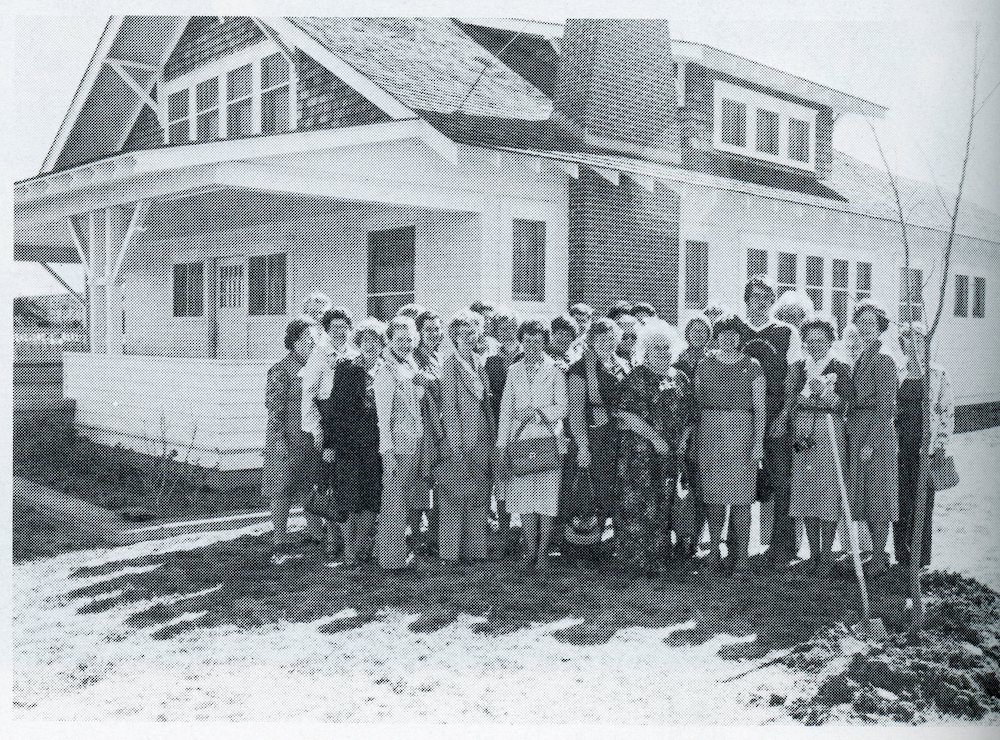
[36,262,86,305]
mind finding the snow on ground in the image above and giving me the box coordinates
[12,429,1000,723]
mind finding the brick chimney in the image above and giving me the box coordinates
[554,18,679,163]
[556,19,681,322]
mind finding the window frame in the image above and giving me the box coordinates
[161,40,297,144]
[713,80,818,172]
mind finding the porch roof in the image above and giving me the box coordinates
[13,119,459,262]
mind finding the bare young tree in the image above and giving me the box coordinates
[868,29,986,632]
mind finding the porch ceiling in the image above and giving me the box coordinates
[13,120,462,262]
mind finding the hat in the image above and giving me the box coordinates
[852,300,889,334]
[631,302,656,317]
[712,312,751,341]
[564,515,602,547]
[745,275,777,303]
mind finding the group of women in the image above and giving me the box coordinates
[263,281,954,579]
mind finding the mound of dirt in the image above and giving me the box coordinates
[786,571,1000,724]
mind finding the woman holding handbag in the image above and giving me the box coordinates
[895,322,955,569]
[436,311,496,563]
[496,319,568,571]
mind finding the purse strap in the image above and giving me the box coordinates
[512,409,561,443]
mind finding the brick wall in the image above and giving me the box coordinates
[163,16,264,82]
[567,170,680,322]
[679,63,835,181]
[555,19,679,154]
[296,52,390,131]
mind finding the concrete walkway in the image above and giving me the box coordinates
[13,476,283,547]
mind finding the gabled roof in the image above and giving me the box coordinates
[288,17,552,119]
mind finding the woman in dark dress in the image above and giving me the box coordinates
[319,318,387,566]
[564,318,628,561]
[615,320,695,575]
[846,302,899,578]
[694,314,766,574]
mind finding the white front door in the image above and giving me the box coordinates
[216,256,248,358]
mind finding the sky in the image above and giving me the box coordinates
[3,0,999,297]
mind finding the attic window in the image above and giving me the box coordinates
[713,80,818,172]
[162,41,296,144]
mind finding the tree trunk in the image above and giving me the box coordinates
[908,344,935,632]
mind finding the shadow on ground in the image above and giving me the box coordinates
[63,531,918,658]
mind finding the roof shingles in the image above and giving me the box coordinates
[290,17,552,120]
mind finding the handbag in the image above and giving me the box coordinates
[929,452,959,491]
[505,412,565,476]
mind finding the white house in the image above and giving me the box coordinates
[13,16,1000,474]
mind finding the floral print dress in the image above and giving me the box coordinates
[615,365,694,566]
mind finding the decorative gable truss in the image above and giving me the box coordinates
[44,16,417,174]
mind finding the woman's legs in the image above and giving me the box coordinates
[817,519,837,575]
[731,504,751,570]
[537,514,554,569]
[804,517,821,567]
[867,516,891,576]
[706,503,726,569]
[339,514,358,565]
[522,513,539,563]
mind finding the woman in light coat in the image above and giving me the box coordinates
[496,319,568,570]
[436,311,497,563]
[373,316,425,571]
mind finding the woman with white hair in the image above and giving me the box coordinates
[614,319,695,575]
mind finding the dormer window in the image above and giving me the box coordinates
[163,42,295,145]
[713,80,817,171]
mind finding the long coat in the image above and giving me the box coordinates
[437,352,496,508]
[496,355,567,517]
[846,342,899,522]
[263,352,310,499]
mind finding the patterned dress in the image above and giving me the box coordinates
[615,365,694,565]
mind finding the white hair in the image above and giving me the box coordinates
[771,289,815,324]
[634,318,685,365]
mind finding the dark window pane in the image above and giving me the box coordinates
[168,90,188,121]
[187,262,203,317]
[901,267,923,303]
[756,109,780,155]
[747,248,767,278]
[227,98,253,137]
[685,240,709,309]
[512,219,546,302]
[168,120,189,145]
[196,110,219,141]
[807,287,823,311]
[261,86,290,135]
[856,262,872,292]
[832,290,848,335]
[832,258,849,289]
[367,226,416,296]
[955,274,969,317]
[973,276,986,318]
[806,255,824,287]
[248,254,287,316]
[789,118,810,162]
[227,64,252,101]
[261,52,289,89]
[173,264,187,317]
[172,262,203,317]
[720,98,746,148]
[778,252,797,285]
[196,77,218,112]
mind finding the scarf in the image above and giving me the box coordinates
[802,351,834,397]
